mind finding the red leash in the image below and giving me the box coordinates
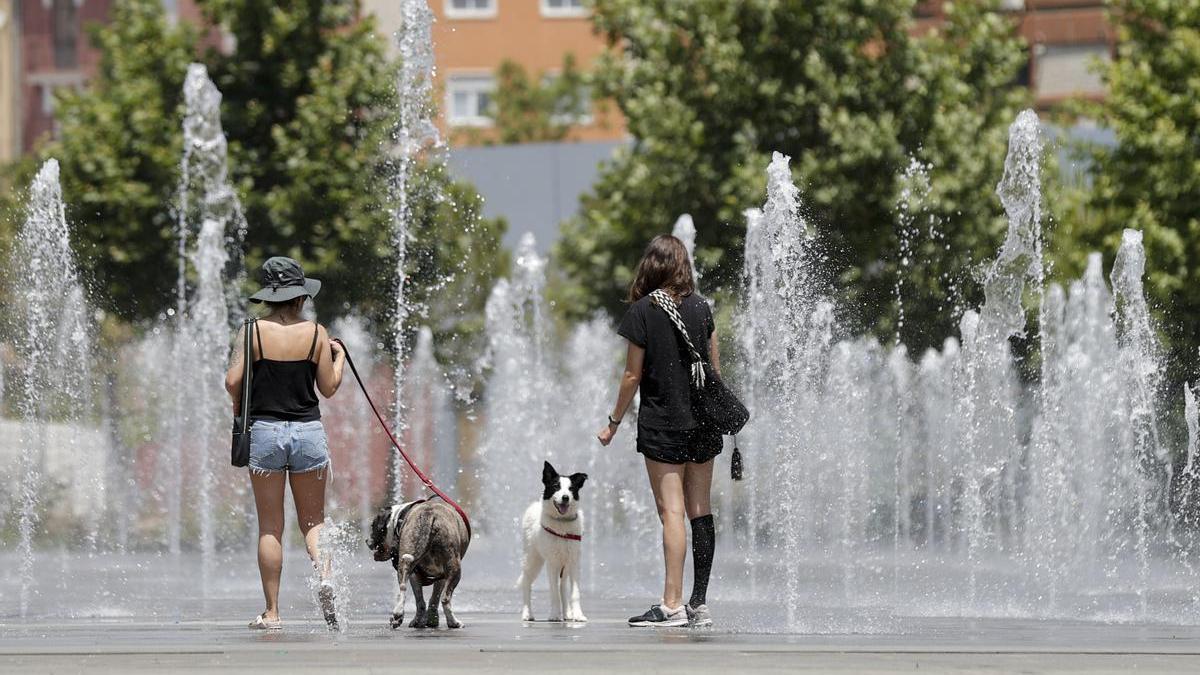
[332,339,472,539]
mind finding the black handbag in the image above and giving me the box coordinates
[231,317,255,467]
[649,290,750,473]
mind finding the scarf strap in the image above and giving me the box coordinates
[649,289,706,388]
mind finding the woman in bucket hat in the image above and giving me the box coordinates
[225,256,346,630]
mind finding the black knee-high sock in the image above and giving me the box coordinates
[689,514,715,607]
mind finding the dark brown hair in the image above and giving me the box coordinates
[627,234,695,302]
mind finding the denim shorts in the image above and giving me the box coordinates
[249,419,330,474]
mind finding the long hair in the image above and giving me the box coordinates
[627,234,695,303]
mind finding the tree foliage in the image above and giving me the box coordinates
[556,0,1028,355]
[1060,0,1200,376]
[492,54,589,145]
[4,0,506,361]
[38,0,197,316]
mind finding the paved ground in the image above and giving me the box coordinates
[6,604,1200,674]
[6,551,1200,672]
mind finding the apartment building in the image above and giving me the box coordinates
[367,0,625,145]
[15,0,114,153]
[9,0,208,156]
[916,0,1112,107]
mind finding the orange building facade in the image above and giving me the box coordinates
[366,0,625,146]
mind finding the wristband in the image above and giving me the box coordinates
[608,415,622,427]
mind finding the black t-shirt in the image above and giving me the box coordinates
[617,293,714,431]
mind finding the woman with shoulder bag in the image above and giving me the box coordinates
[597,234,731,629]
[225,256,345,630]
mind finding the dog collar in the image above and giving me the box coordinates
[543,525,582,541]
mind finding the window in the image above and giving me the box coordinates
[52,0,78,69]
[542,76,592,125]
[1035,43,1109,99]
[161,0,179,24]
[446,0,497,19]
[446,76,495,127]
[41,86,57,116]
[541,0,588,18]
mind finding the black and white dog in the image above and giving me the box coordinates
[367,499,470,629]
[518,461,588,622]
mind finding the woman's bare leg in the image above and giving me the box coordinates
[644,457,687,609]
[250,471,287,620]
[290,467,330,579]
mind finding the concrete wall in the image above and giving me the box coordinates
[446,139,624,253]
[0,418,108,518]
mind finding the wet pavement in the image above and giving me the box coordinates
[6,602,1200,673]
[5,551,1200,672]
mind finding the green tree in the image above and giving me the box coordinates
[1059,0,1200,377]
[404,162,510,382]
[41,0,197,316]
[478,54,590,145]
[556,0,1027,355]
[3,0,506,365]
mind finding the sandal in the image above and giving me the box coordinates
[249,612,282,631]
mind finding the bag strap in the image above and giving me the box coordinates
[240,317,255,432]
[306,321,320,361]
[648,289,706,388]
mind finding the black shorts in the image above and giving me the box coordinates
[636,425,723,465]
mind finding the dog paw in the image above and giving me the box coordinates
[520,610,534,622]
[408,616,428,629]
[568,614,588,623]
[424,612,440,629]
[390,613,404,629]
[447,618,464,629]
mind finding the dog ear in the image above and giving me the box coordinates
[569,472,588,490]
[368,510,389,546]
[542,461,558,485]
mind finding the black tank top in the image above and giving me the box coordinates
[249,321,321,422]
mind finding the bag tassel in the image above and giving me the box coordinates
[691,360,706,388]
[730,435,743,481]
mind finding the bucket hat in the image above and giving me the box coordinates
[248,256,321,304]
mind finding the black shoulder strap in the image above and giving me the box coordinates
[307,322,320,361]
[240,318,255,430]
[254,319,265,360]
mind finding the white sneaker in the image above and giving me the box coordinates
[628,604,689,627]
[687,604,712,628]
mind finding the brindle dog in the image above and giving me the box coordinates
[368,500,470,629]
